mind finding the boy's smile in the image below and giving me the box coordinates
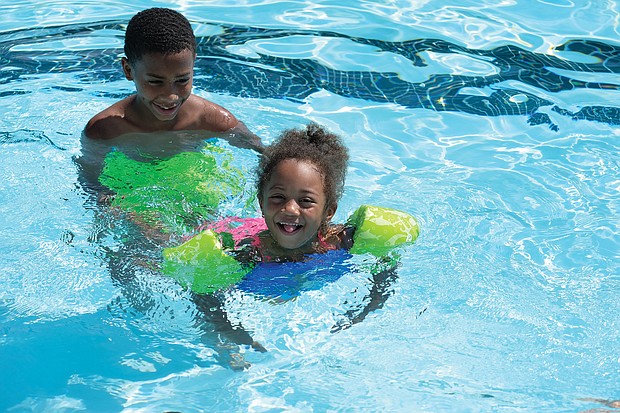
[260,159,335,251]
[123,49,195,124]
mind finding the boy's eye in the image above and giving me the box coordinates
[299,198,315,207]
[176,77,190,84]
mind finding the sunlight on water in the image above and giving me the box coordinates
[0,0,619,412]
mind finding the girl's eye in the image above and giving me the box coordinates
[299,198,315,207]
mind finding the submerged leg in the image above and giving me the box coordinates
[192,292,266,351]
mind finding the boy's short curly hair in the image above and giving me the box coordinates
[257,123,349,213]
[124,8,196,64]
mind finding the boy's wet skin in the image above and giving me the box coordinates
[77,7,265,369]
[83,7,263,152]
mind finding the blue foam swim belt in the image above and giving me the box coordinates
[162,205,419,294]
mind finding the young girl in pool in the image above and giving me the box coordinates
[163,123,418,336]
[234,122,353,263]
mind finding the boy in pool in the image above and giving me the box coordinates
[78,8,267,368]
[235,122,354,262]
[83,7,263,152]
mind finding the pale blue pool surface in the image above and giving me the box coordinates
[1,1,619,412]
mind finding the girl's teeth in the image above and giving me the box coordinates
[280,223,300,233]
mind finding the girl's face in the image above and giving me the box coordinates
[260,159,335,251]
[122,49,195,123]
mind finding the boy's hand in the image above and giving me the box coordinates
[226,122,265,153]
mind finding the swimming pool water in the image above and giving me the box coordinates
[1,1,619,412]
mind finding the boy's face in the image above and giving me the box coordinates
[259,159,335,251]
[122,49,195,122]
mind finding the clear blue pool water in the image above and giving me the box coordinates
[1,1,619,412]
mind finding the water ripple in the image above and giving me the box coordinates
[1,19,619,130]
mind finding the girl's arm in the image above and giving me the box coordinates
[330,260,400,333]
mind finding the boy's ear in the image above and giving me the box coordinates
[121,57,133,80]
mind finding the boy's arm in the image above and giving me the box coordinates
[83,98,134,140]
[75,132,115,201]
[192,292,267,353]
[224,121,265,153]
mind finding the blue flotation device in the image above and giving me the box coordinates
[237,249,353,301]
[162,205,419,294]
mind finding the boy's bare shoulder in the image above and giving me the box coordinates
[84,97,134,140]
[188,95,239,132]
[83,94,251,141]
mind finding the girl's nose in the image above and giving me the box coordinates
[282,199,300,215]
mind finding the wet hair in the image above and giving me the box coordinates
[124,8,196,64]
[257,123,349,219]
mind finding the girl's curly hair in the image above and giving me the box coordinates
[257,123,349,215]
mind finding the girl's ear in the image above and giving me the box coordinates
[320,204,337,236]
[121,57,133,80]
[258,194,264,213]
[325,204,337,222]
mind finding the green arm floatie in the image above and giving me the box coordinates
[162,205,419,293]
[162,229,247,294]
[348,205,420,256]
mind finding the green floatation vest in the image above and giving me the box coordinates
[98,145,245,235]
